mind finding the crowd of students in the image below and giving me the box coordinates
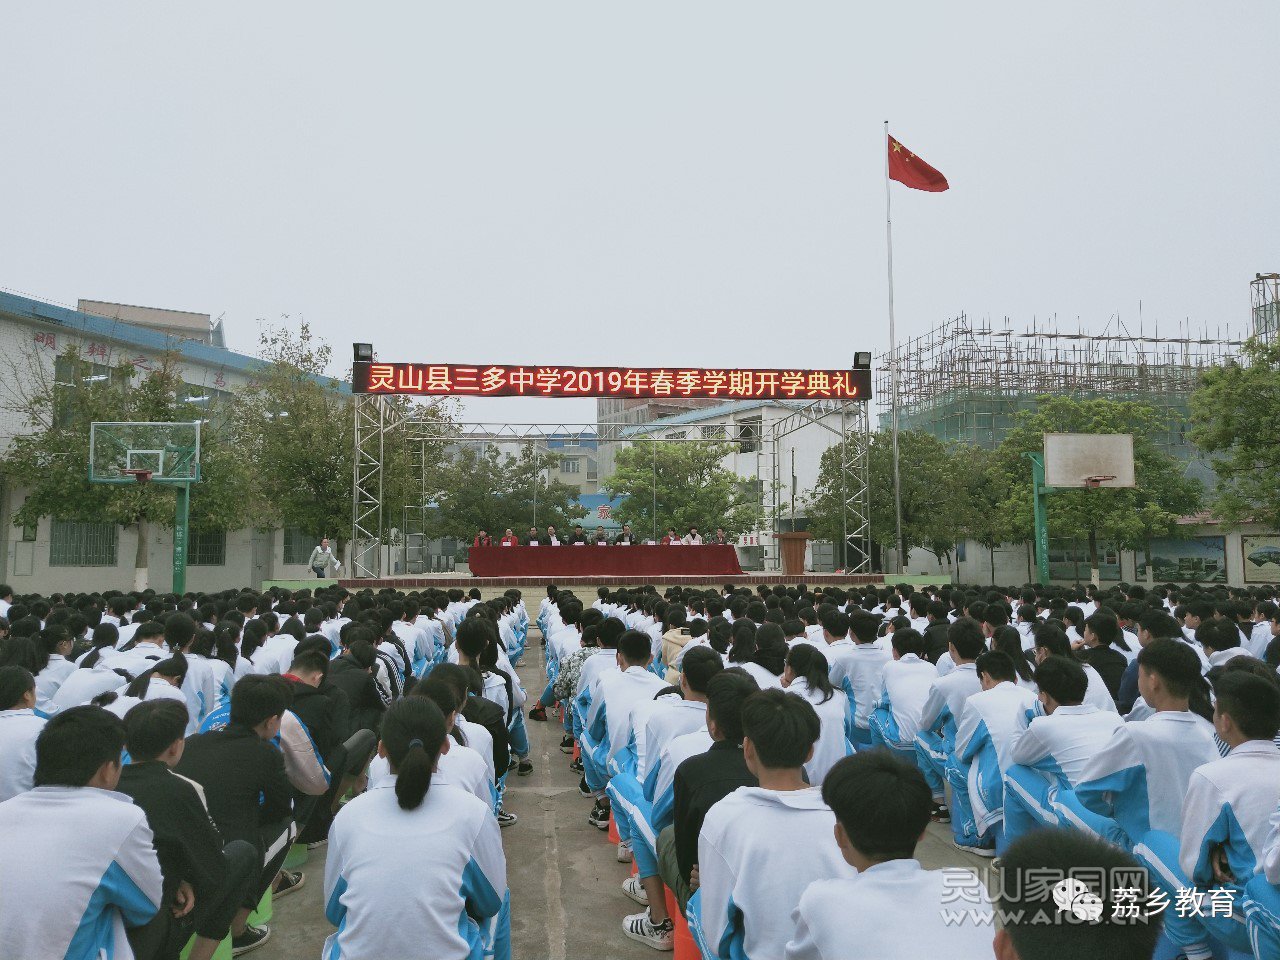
[3,576,1280,959]
[536,580,1280,959]
[0,583,528,959]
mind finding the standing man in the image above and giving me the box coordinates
[308,538,338,579]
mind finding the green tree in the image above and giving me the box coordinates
[1,348,253,590]
[602,442,751,537]
[430,443,578,542]
[1189,338,1280,528]
[992,396,1203,581]
[806,429,960,568]
[951,443,1018,583]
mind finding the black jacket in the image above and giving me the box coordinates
[118,760,227,903]
[672,740,757,883]
[284,680,343,763]
[923,621,951,663]
[462,695,510,777]
[176,723,292,847]
[1081,645,1128,701]
[327,655,385,734]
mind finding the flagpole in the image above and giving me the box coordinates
[884,120,905,575]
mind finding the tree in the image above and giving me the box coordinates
[992,396,1203,582]
[229,321,444,557]
[0,347,254,590]
[951,444,1018,583]
[430,442,579,542]
[805,429,961,569]
[602,442,751,537]
[1189,338,1280,528]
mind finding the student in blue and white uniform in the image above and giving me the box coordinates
[1245,799,1280,958]
[32,625,77,712]
[868,629,937,765]
[1074,639,1218,849]
[1002,656,1125,853]
[1133,671,1280,960]
[691,689,855,960]
[782,644,850,787]
[0,705,163,960]
[785,751,992,960]
[0,666,45,802]
[324,697,507,960]
[837,612,889,747]
[913,617,984,822]
[948,651,1036,857]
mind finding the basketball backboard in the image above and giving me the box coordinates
[90,422,201,485]
[1043,433,1135,489]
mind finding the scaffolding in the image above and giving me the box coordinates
[875,314,1244,452]
[350,400,871,578]
[1252,273,1280,343]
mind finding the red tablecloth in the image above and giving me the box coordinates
[467,544,743,578]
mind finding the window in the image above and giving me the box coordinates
[284,528,320,565]
[189,529,226,566]
[666,430,687,440]
[701,424,727,440]
[21,521,36,543]
[736,417,761,453]
[50,520,117,566]
[54,355,130,426]
[563,438,580,447]
[560,458,581,474]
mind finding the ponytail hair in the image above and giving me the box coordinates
[81,623,120,668]
[380,697,447,810]
[786,643,834,703]
[126,655,188,698]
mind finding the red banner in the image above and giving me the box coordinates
[353,363,871,400]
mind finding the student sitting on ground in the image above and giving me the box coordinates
[781,644,850,787]
[0,705,163,960]
[1074,638,1218,850]
[1133,670,1280,960]
[1002,656,1126,853]
[913,617,985,824]
[176,675,298,949]
[868,628,937,763]
[117,700,260,960]
[0,665,45,802]
[324,697,508,960]
[691,689,855,960]
[785,751,993,959]
[947,650,1037,858]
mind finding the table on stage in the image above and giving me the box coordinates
[467,544,744,578]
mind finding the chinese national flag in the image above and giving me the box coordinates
[888,136,949,192]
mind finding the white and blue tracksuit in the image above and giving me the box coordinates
[834,643,889,747]
[869,654,937,764]
[0,785,163,960]
[949,681,1036,849]
[1002,704,1125,852]
[692,787,855,960]
[788,679,853,787]
[324,778,507,960]
[913,663,981,802]
[1133,740,1280,959]
[1244,799,1280,959]
[0,707,46,802]
[582,667,667,794]
[648,728,713,833]
[1074,710,1219,849]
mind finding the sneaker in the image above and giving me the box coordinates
[588,800,611,829]
[507,758,519,772]
[273,869,305,898]
[577,777,593,798]
[617,840,634,863]
[231,923,271,956]
[560,734,575,754]
[569,757,583,773]
[622,911,674,951]
[497,809,518,828]
[622,873,648,904]
[529,704,548,722]
[954,840,997,858]
[930,802,951,824]
[304,838,328,851]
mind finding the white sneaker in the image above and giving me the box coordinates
[617,840,634,863]
[953,840,997,859]
[622,873,648,905]
[622,911,674,951]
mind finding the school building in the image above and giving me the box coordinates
[0,291,347,593]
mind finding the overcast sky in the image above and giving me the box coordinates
[4,2,1276,423]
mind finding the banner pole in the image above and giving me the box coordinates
[885,120,905,574]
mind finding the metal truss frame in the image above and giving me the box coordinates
[350,398,871,578]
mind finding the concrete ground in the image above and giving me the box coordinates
[257,639,993,960]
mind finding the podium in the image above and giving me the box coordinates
[776,532,810,576]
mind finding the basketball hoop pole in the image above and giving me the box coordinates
[1024,453,1050,586]
[173,482,190,595]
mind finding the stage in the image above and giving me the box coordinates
[336,571,885,591]
[467,544,745,578]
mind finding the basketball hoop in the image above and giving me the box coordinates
[121,468,153,486]
[1083,475,1116,490]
